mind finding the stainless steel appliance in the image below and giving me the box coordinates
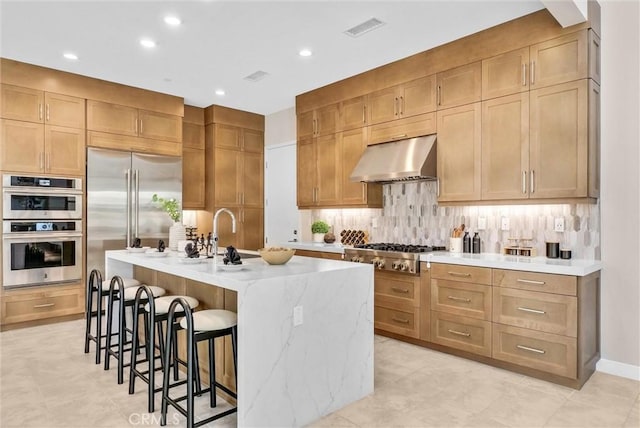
[2,219,83,288]
[345,243,444,275]
[87,148,182,274]
[2,174,83,219]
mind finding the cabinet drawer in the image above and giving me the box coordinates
[493,287,577,337]
[493,324,577,378]
[1,286,84,325]
[375,271,420,306]
[431,279,491,320]
[375,303,419,339]
[430,311,491,357]
[493,269,576,296]
[368,112,435,145]
[431,263,491,285]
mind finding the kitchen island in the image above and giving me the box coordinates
[105,250,374,427]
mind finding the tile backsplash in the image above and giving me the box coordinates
[307,181,600,260]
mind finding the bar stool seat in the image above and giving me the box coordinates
[147,295,199,314]
[124,285,166,300]
[179,309,237,331]
[102,278,140,291]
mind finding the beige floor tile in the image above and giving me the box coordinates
[307,412,359,427]
[545,399,630,427]
[623,401,639,428]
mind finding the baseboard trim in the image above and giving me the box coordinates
[596,358,640,381]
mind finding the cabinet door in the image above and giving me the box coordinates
[242,151,263,208]
[138,110,182,142]
[315,134,341,206]
[401,75,437,117]
[240,208,264,250]
[481,93,530,200]
[340,128,368,205]
[0,84,43,123]
[0,119,44,173]
[436,103,481,201]
[482,47,530,99]
[296,138,316,207]
[45,125,86,176]
[214,148,242,206]
[182,122,205,150]
[242,128,264,153]
[45,92,85,128]
[367,86,398,125]
[588,81,600,198]
[530,80,588,198]
[87,100,138,136]
[297,110,315,139]
[340,96,367,131]
[215,124,241,150]
[437,62,482,109]
[182,147,205,209]
[315,104,339,137]
[530,31,588,89]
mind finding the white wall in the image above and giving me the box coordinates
[598,0,640,378]
[264,0,640,379]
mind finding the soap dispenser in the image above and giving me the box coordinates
[472,232,481,254]
[463,232,471,253]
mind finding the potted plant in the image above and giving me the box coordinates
[311,220,330,243]
[152,194,184,250]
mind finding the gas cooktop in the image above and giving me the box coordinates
[353,243,445,253]
[345,243,445,274]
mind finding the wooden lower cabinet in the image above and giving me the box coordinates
[430,311,492,357]
[294,249,342,260]
[0,282,84,326]
[375,303,420,339]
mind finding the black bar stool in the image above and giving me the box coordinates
[84,269,141,364]
[129,291,200,413]
[103,275,165,384]
[160,300,238,428]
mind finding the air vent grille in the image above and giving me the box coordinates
[344,18,385,38]
[243,70,269,82]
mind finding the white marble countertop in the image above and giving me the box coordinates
[421,252,602,276]
[275,241,347,254]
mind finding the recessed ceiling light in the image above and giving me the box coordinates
[140,38,157,48]
[164,16,181,26]
[215,89,225,96]
[299,49,312,57]
[63,52,78,60]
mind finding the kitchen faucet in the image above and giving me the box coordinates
[213,208,237,261]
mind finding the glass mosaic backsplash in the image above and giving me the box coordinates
[307,181,600,260]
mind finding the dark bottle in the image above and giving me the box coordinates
[472,232,481,254]
[463,232,471,253]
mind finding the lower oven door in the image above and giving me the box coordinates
[2,232,82,288]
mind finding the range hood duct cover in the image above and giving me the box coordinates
[350,134,437,183]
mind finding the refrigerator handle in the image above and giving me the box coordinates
[126,169,132,247]
[134,169,140,239]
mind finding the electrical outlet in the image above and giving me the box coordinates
[478,217,487,230]
[293,306,303,326]
[501,217,510,231]
[554,217,565,232]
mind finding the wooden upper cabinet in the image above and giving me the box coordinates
[339,96,367,131]
[45,125,86,176]
[481,93,530,200]
[482,47,530,100]
[182,147,205,209]
[0,85,85,128]
[242,151,264,207]
[243,129,264,153]
[368,112,436,146]
[183,122,205,150]
[213,206,263,251]
[87,100,181,142]
[214,123,263,153]
[296,137,317,207]
[436,103,481,202]
[367,76,436,126]
[588,31,601,85]
[437,62,482,110]
[297,104,338,138]
[315,133,341,206]
[530,31,588,89]
[530,80,588,199]
[340,127,382,207]
[214,148,242,206]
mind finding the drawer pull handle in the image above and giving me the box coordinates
[391,287,409,294]
[392,317,409,324]
[517,344,546,354]
[33,303,55,308]
[516,279,546,285]
[517,306,546,315]
[447,329,471,337]
[447,295,471,303]
[448,272,471,277]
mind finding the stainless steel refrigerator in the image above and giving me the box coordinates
[87,147,182,274]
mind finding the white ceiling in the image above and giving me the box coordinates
[0,1,545,116]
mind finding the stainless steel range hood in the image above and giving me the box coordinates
[350,134,437,183]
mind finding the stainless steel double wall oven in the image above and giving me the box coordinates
[2,174,83,288]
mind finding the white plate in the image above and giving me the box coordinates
[216,263,246,272]
[178,257,207,264]
[145,251,168,257]
[127,247,150,253]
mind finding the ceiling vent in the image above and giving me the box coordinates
[344,18,385,38]
[243,70,269,82]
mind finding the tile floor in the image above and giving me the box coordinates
[1,320,638,428]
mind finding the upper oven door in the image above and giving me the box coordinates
[3,190,83,219]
